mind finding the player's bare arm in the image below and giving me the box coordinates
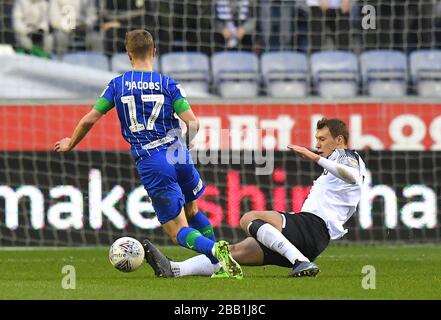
[54,109,103,152]
[287,145,320,162]
[178,108,200,146]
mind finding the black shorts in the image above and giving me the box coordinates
[257,212,330,268]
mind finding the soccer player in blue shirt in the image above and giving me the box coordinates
[54,29,243,279]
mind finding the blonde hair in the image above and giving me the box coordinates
[125,29,154,60]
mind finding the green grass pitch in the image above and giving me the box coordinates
[1,244,440,300]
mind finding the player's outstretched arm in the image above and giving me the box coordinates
[54,109,103,152]
[315,156,359,184]
[287,144,360,184]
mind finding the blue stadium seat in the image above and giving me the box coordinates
[310,50,359,98]
[211,51,259,98]
[111,53,160,73]
[261,51,309,98]
[360,50,407,97]
[62,52,109,71]
[409,49,441,97]
[160,52,210,97]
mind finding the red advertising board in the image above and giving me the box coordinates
[1,103,440,151]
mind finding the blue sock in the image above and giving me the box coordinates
[176,226,217,262]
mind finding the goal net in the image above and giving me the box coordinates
[0,0,440,246]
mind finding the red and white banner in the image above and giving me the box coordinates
[1,103,441,151]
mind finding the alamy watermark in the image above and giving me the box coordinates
[361,5,376,30]
[61,5,77,31]
[161,124,275,175]
[361,265,376,290]
[61,265,76,289]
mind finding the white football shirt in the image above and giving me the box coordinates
[301,149,366,240]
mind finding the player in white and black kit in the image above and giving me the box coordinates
[143,118,366,278]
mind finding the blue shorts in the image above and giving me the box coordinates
[136,148,205,225]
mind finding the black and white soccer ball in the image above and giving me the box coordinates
[109,237,145,272]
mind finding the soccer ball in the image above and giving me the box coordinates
[109,237,145,272]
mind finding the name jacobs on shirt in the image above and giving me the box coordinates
[125,81,161,91]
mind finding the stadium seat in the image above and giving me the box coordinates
[360,50,408,97]
[111,53,160,73]
[409,49,441,97]
[261,51,309,98]
[310,50,359,98]
[211,51,259,98]
[62,52,109,71]
[160,52,210,97]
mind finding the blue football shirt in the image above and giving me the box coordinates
[96,71,190,162]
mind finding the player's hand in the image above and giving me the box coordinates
[287,144,320,162]
[54,138,72,152]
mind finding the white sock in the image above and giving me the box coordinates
[170,255,221,277]
[253,223,310,264]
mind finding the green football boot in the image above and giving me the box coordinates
[213,241,243,279]
[211,267,229,279]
